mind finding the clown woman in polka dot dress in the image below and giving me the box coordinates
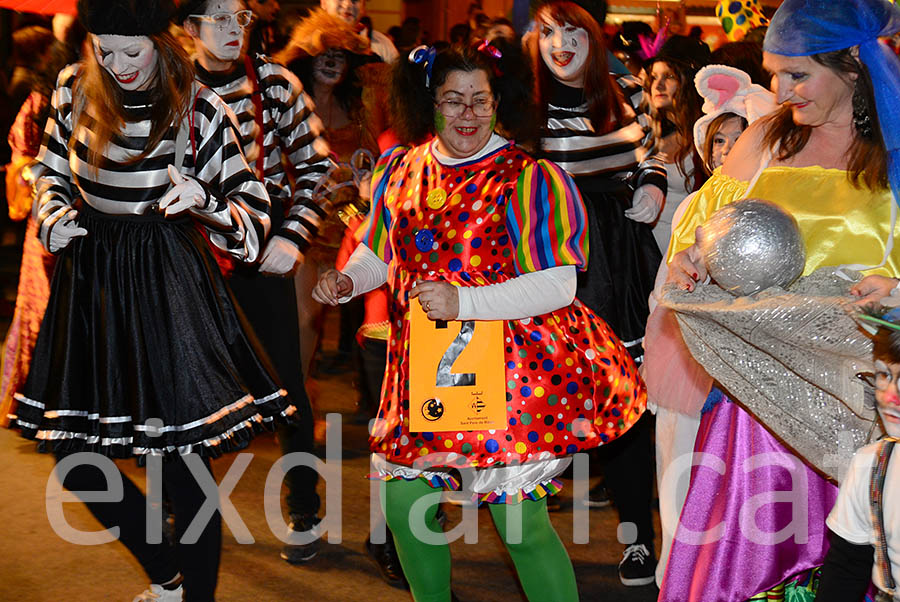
[313,41,646,601]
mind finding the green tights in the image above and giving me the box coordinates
[382,478,578,602]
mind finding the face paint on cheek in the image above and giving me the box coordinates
[434,111,447,133]
[489,114,496,130]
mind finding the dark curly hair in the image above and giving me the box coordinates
[390,39,537,147]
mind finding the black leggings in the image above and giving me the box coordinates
[55,452,221,602]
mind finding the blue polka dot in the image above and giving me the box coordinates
[471,237,482,248]
[398,217,409,229]
[509,418,517,426]
[485,439,499,453]
[422,432,434,441]
[529,331,542,342]
[611,408,621,417]
[514,334,524,346]
[728,0,741,13]
[542,359,554,371]
[507,361,516,369]
[465,183,477,193]
[528,431,540,443]
[566,444,577,454]
[458,211,470,222]
[393,425,402,437]
[448,258,463,271]
[556,422,565,431]
[736,13,746,24]
[520,386,532,397]
[399,248,408,260]
[461,272,472,282]
[566,382,578,394]
[498,235,509,246]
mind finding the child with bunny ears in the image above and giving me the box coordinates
[692,64,777,175]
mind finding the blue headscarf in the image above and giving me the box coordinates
[764,0,900,208]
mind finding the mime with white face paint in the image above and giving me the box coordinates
[530,0,667,589]
[179,0,332,566]
[9,0,300,600]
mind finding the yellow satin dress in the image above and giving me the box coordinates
[664,165,899,601]
[668,165,900,277]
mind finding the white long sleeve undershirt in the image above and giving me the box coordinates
[340,243,577,321]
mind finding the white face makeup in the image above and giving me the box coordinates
[312,49,348,88]
[874,359,900,438]
[537,13,589,88]
[321,0,362,25]
[190,0,246,69]
[93,34,158,91]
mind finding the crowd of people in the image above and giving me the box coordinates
[2,0,900,600]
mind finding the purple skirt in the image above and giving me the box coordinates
[659,394,838,601]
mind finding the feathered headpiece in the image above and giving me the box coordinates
[281,8,370,59]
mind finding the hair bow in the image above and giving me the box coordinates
[408,45,437,88]
[476,39,504,76]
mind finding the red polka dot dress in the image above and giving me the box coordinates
[364,141,646,476]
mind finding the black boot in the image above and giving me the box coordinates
[365,526,408,590]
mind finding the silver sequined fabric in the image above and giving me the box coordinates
[662,267,882,482]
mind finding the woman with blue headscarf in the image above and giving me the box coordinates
[657,0,900,599]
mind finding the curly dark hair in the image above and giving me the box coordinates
[390,39,537,147]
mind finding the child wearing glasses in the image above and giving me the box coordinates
[815,312,900,601]
[179,0,333,566]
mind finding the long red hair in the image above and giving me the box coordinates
[529,1,624,136]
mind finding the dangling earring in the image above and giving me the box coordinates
[852,80,873,139]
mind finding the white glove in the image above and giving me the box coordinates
[158,165,209,218]
[48,210,87,253]
[625,184,665,224]
[259,236,303,275]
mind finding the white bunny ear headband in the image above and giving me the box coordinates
[692,64,777,159]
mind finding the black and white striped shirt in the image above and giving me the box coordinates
[34,64,271,262]
[195,55,331,255]
[541,74,667,192]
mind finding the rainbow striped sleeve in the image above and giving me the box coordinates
[363,146,408,262]
[508,158,588,274]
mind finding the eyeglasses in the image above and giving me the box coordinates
[190,10,255,31]
[865,361,900,391]
[435,98,496,118]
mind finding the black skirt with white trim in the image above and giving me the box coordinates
[12,206,295,458]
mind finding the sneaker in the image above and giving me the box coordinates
[280,514,322,564]
[133,583,183,601]
[585,482,612,508]
[618,543,656,586]
[365,535,409,590]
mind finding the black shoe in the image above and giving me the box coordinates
[280,514,322,564]
[365,536,409,589]
[617,543,656,586]
[585,482,611,508]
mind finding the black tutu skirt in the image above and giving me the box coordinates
[574,176,661,361]
[12,207,296,458]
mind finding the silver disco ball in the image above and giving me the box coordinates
[696,198,806,296]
